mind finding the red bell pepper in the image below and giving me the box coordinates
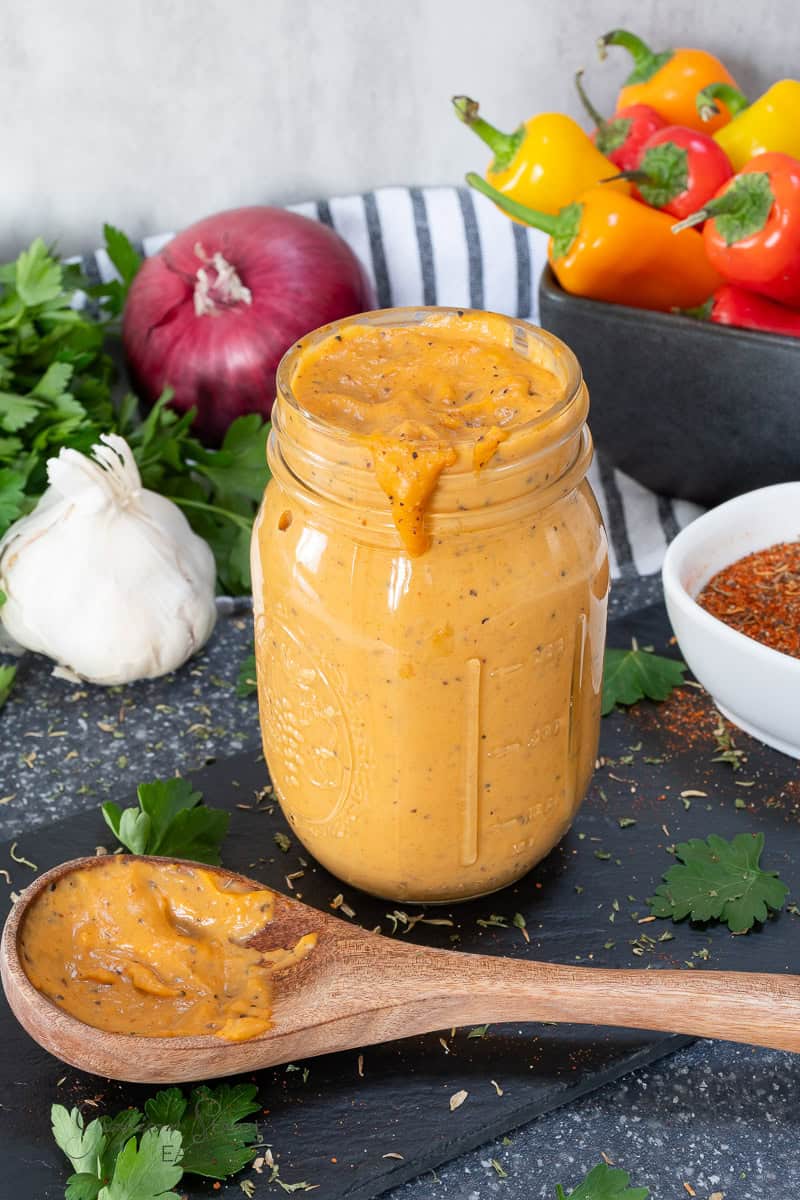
[696,284,800,337]
[574,69,665,172]
[674,152,800,306]
[608,125,733,219]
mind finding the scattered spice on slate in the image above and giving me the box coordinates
[696,540,800,658]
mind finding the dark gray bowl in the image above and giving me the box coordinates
[538,266,800,506]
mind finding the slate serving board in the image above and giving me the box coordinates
[2,602,799,1200]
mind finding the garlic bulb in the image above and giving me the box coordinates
[0,434,217,685]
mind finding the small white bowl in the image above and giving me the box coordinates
[662,482,800,759]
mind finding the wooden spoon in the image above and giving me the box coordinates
[3,854,800,1083]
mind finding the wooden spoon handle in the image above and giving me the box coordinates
[394,950,800,1053]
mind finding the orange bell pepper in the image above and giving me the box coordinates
[467,174,721,312]
[597,28,740,134]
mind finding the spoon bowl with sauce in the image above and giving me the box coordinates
[4,854,800,1084]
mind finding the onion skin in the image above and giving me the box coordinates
[122,206,374,444]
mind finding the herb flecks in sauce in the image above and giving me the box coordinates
[20,858,316,1040]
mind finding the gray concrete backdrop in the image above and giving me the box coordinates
[4,0,798,256]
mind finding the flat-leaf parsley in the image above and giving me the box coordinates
[649,832,788,933]
[602,641,686,715]
[101,776,229,864]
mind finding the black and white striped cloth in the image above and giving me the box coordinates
[86,185,704,580]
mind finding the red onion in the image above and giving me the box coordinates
[122,206,374,444]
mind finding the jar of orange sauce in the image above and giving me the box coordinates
[252,307,608,903]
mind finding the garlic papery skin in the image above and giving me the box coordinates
[0,434,217,685]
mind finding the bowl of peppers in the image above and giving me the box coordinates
[455,28,800,508]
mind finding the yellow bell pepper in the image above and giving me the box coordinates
[697,81,800,170]
[452,96,629,216]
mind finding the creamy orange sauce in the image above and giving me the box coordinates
[289,315,562,554]
[254,309,608,902]
[19,859,316,1040]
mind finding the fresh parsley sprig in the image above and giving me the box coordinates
[52,1082,260,1198]
[0,233,270,595]
[649,832,789,934]
[101,776,229,864]
[602,640,687,715]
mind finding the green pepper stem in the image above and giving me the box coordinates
[600,169,649,185]
[465,173,560,235]
[671,189,746,234]
[696,81,750,122]
[597,28,672,84]
[598,28,654,65]
[681,298,714,320]
[452,97,523,172]
[574,69,607,130]
[671,209,711,234]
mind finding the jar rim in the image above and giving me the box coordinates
[274,305,584,448]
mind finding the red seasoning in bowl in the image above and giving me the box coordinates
[696,541,800,659]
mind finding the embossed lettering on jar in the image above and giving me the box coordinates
[252,308,609,903]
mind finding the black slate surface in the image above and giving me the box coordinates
[2,602,799,1199]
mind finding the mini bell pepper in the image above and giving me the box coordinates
[609,125,733,220]
[696,80,800,170]
[452,95,629,216]
[693,284,800,338]
[466,173,721,312]
[674,152,800,307]
[574,69,666,172]
[597,28,739,133]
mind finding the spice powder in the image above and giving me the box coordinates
[696,540,800,659]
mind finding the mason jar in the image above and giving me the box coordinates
[252,307,609,903]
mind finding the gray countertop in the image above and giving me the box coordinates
[1,574,797,1198]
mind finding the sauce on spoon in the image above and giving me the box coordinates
[18,857,316,1041]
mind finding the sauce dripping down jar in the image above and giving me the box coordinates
[252,308,609,903]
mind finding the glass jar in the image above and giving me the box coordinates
[252,307,609,903]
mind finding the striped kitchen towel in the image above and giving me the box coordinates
[84,185,703,581]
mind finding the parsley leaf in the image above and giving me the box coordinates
[146,1083,260,1180]
[602,641,687,715]
[0,394,41,433]
[101,776,229,864]
[555,1162,649,1199]
[65,1174,103,1200]
[89,226,143,318]
[100,1128,183,1200]
[103,225,142,290]
[16,237,63,306]
[0,468,27,528]
[0,663,17,710]
[649,832,789,933]
[236,652,258,697]
[52,1105,106,1177]
[54,1086,260,1199]
[100,1110,146,1175]
[142,1090,186,1129]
